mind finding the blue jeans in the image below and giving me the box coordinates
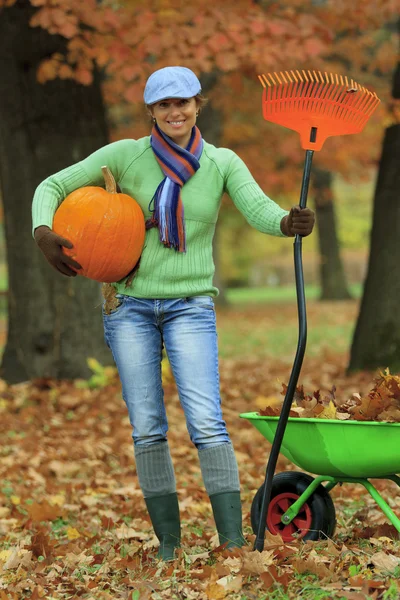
[102,295,231,450]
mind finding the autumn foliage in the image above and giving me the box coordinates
[260,369,400,422]
[1,339,400,597]
[2,0,334,97]
[1,299,400,596]
[1,0,397,196]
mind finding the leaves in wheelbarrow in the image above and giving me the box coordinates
[258,368,400,422]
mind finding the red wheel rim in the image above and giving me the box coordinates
[266,492,312,542]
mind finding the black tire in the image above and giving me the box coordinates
[251,471,336,542]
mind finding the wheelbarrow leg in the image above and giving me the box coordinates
[360,480,400,534]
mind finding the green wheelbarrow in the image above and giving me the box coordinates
[239,414,400,542]
[243,70,391,551]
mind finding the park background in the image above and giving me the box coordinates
[0,1,400,599]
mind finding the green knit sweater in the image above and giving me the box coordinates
[32,136,289,298]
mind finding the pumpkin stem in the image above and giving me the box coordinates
[101,166,117,194]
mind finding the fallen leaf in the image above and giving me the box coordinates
[241,549,275,574]
[370,551,400,572]
[26,501,63,522]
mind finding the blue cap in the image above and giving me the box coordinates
[144,66,202,105]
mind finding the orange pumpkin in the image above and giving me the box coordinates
[53,166,145,283]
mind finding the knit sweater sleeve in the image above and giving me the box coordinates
[31,139,136,236]
[223,150,289,237]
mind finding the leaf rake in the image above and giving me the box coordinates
[254,69,381,553]
[258,69,380,151]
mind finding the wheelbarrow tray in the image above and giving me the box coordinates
[240,412,400,478]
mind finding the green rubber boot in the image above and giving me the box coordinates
[144,492,181,561]
[209,491,247,549]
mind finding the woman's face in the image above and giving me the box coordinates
[150,97,198,148]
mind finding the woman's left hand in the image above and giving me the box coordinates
[281,205,315,237]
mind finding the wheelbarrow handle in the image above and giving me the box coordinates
[254,148,314,552]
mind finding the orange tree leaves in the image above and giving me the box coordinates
[0,0,333,101]
[259,369,400,422]
[2,0,397,198]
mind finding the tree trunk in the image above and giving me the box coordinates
[312,168,352,300]
[197,71,229,306]
[348,37,400,372]
[0,0,113,383]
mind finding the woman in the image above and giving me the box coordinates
[33,66,315,561]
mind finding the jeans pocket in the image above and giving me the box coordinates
[102,293,126,316]
[184,296,215,310]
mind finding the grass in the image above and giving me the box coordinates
[225,283,362,304]
[215,284,360,359]
[0,262,7,292]
[217,321,355,359]
[0,283,361,362]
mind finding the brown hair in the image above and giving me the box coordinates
[195,94,208,113]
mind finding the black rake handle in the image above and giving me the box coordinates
[254,147,314,552]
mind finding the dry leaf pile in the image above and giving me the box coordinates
[259,369,400,423]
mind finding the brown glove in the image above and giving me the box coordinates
[280,205,315,237]
[34,225,82,277]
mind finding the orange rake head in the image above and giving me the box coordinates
[258,70,381,151]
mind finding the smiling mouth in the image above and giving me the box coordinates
[167,120,186,126]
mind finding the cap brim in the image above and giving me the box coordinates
[147,93,199,105]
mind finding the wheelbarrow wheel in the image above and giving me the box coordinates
[251,471,336,542]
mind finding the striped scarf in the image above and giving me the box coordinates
[146,123,203,252]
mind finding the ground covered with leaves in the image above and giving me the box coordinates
[1,301,400,599]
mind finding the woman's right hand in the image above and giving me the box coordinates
[34,225,82,277]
